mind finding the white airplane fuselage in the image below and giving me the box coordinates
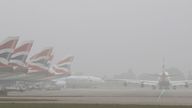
[54,76,105,88]
[157,71,171,89]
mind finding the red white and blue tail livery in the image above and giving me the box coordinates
[9,41,33,68]
[51,56,74,76]
[0,37,19,67]
[28,47,53,73]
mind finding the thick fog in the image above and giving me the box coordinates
[0,0,192,77]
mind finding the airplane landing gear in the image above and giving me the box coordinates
[141,82,144,88]
[185,82,189,88]
[172,86,176,90]
[152,85,156,89]
[0,88,8,96]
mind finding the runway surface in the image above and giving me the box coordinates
[1,88,192,105]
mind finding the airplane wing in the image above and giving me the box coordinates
[140,80,157,85]
[171,80,192,87]
[106,79,139,84]
[105,79,158,87]
[139,80,158,87]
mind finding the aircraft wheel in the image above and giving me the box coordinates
[0,91,3,96]
[152,85,156,89]
[172,86,176,90]
[185,84,189,88]
[3,90,7,96]
[159,86,162,90]
[0,89,7,96]
[141,83,144,88]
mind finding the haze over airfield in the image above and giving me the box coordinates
[0,0,192,77]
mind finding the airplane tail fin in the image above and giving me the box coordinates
[9,40,33,69]
[50,56,74,76]
[162,57,166,73]
[0,37,19,68]
[27,47,53,73]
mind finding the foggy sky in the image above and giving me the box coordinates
[0,0,192,77]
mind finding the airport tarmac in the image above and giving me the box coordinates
[1,88,192,105]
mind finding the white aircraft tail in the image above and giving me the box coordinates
[27,47,53,73]
[9,40,33,69]
[0,37,19,68]
[50,56,74,76]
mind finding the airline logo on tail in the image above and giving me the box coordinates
[51,56,74,75]
[9,41,33,68]
[0,37,19,67]
[28,47,53,73]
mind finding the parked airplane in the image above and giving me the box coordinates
[0,47,53,92]
[139,64,191,89]
[0,37,75,95]
[53,75,105,89]
[119,63,192,89]
[3,51,74,91]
